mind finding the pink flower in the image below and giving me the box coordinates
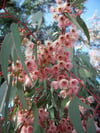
[52,64,59,74]
[51,81,59,90]
[60,90,67,98]
[86,96,94,103]
[27,125,33,133]
[64,62,73,70]
[56,6,63,13]
[64,41,71,48]
[21,126,27,133]
[59,34,65,43]
[56,0,62,4]
[58,60,65,69]
[69,86,78,95]
[69,79,79,87]
[57,75,65,81]
[15,60,22,70]
[59,79,68,89]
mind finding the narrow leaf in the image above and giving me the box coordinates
[34,44,40,70]
[10,23,32,82]
[31,11,42,28]
[1,33,13,81]
[76,16,90,42]
[79,68,92,78]
[0,82,8,114]
[69,97,85,133]
[60,96,69,116]
[32,103,39,133]
[16,81,27,109]
[64,12,81,29]
[87,117,96,133]
[36,125,45,133]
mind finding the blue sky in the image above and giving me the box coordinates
[82,0,100,22]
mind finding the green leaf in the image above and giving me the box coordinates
[60,96,69,117]
[69,97,85,133]
[34,44,40,70]
[36,125,45,133]
[16,81,27,109]
[87,117,96,133]
[32,103,39,133]
[64,13,90,42]
[11,46,17,65]
[79,68,92,78]
[31,11,42,28]
[1,33,13,81]
[76,16,90,42]
[43,80,47,91]
[4,78,13,121]
[0,82,8,114]
[10,23,32,82]
[64,12,81,29]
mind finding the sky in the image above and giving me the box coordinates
[82,0,100,23]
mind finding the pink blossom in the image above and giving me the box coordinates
[59,79,68,89]
[56,0,62,4]
[86,96,94,103]
[59,34,65,43]
[27,125,33,133]
[21,126,27,133]
[60,90,67,98]
[69,79,79,87]
[64,62,73,70]
[51,81,59,90]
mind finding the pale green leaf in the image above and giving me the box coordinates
[79,68,92,78]
[32,103,39,133]
[69,97,85,133]
[0,82,8,114]
[16,81,27,109]
[87,117,96,133]
[10,23,32,82]
[76,16,90,42]
[1,33,13,81]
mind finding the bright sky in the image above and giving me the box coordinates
[82,0,100,22]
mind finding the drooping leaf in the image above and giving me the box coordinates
[60,96,69,117]
[32,103,39,133]
[11,45,17,65]
[69,97,85,133]
[64,12,81,29]
[64,13,90,42]
[10,23,32,82]
[31,11,42,28]
[1,33,13,81]
[0,82,8,114]
[16,81,27,109]
[79,68,92,78]
[76,16,90,42]
[4,78,13,121]
[87,117,96,133]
